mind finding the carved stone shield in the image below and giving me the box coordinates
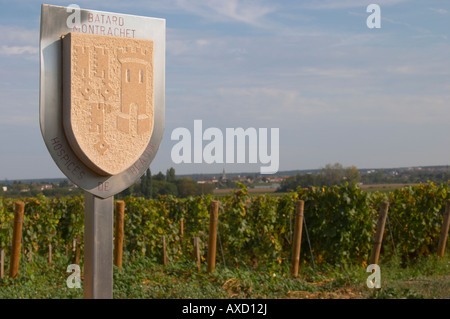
[40,4,165,198]
[62,33,154,176]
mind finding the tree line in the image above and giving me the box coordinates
[278,162,450,192]
[278,163,361,192]
[117,167,214,199]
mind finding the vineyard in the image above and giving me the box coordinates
[1,182,449,275]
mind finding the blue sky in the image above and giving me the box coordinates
[0,0,449,179]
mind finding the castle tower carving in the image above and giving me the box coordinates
[117,47,152,135]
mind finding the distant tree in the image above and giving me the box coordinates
[153,180,178,196]
[139,168,152,198]
[198,183,214,195]
[59,180,69,188]
[176,178,198,197]
[278,173,320,192]
[153,171,165,181]
[175,178,213,197]
[344,166,360,185]
[166,167,176,183]
[148,169,153,198]
[278,163,361,192]
[371,171,385,184]
[118,185,132,198]
[319,163,344,186]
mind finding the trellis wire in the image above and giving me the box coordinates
[303,215,315,269]
[386,215,397,256]
[21,217,26,283]
[217,221,226,268]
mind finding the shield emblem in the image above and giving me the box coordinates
[40,4,165,198]
[62,32,154,176]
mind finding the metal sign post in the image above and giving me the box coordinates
[39,4,165,298]
[84,194,114,298]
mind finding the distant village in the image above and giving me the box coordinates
[195,165,450,189]
[0,164,449,198]
[196,169,285,189]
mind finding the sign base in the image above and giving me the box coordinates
[84,192,114,299]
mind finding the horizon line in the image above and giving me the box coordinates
[1,163,449,182]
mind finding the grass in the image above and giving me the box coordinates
[0,252,448,299]
[360,183,419,193]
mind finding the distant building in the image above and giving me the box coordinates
[220,168,227,181]
[237,176,250,183]
[39,184,53,191]
[197,178,218,184]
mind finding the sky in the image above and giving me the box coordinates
[0,0,449,180]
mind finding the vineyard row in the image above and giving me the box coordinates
[0,183,449,276]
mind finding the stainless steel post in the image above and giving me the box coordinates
[84,192,114,299]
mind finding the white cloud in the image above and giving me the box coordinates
[429,8,448,15]
[0,45,38,55]
[0,114,35,126]
[299,0,411,10]
[215,87,337,121]
[384,61,450,76]
[297,67,367,79]
[173,0,276,26]
[328,93,450,124]
[0,25,39,56]
[72,0,277,27]
[0,25,38,45]
[196,39,209,46]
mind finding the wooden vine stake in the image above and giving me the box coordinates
[291,200,304,277]
[437,199,450,258]
[76,236,82,265]
[162,236,168,265]
[207,200,219,273]
[370,201,389,265]
[0,248,4,279]
[48,244,52,266]
[193,237,201,272]
[114,200,125,270]
[180,217,184,244]
[9,201,24,279]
